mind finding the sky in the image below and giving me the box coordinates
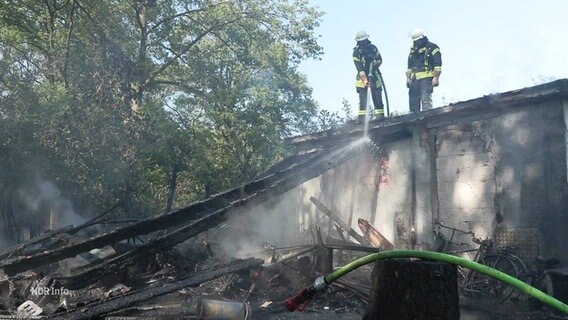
[299,0,568,117]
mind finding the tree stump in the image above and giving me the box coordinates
[363,258,459,320]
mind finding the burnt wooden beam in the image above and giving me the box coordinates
[255,150,320,180]
[51,141,369,285]
[2,146,348,276]
[309,196,371,246]
[50,258,263,320]
[59,211,226,289]
[357,218,395,250]
[333,278,371,303]
[0,225,74,260]
[0,203,121,261]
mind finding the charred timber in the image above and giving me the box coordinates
[0,225,74,260]
[0,204,121,261]
[1,144,359,276]
[309,197,371,246]
[363,259,459,320]
[62,147,359,287]
[35,143,367,285]
[50,258,263,320]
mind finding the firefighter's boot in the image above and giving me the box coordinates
[374,109,385,120]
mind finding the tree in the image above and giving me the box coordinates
[0,0,326,243]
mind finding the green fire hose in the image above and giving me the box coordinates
[284,250,568,315]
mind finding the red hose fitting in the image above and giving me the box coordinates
[284,287,314,312]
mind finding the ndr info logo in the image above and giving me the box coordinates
[30,281,69,296]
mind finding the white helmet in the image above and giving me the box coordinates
[411,28,425,41]
[355,30,369,42]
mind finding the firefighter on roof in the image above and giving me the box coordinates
[353,30,384,123]
[406,28,442,112]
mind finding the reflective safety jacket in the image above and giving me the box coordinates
[407,40,442,80]
[353,41,383,88]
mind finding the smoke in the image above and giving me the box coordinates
[211,138,372,261]
[214,191,304,262]
[18,178,84,226]
[11,177,85,239]
[0,176,88,250]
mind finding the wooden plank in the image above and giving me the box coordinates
[56,144,365,286]
[309,197,371,246]
[54,258,263,320]
[0,225,74,260]
[1,145,351,275]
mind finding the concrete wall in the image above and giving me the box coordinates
[275,99,568,264]
[435,124,497,244]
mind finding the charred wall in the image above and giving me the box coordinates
[430,101,568,262]
[281,98,568,265]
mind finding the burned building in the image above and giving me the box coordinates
[281,79,568,265]
[0,79,567,319]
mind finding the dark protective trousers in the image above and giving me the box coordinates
[357,86,384,115]
[409,77,433,113]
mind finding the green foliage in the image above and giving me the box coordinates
[0,0,335,229]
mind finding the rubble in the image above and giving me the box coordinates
[1,115,567,319]
[0,142,372,319]
[1,211,565,320]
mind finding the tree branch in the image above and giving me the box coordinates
[134,1,148,64]
[147,1,230,34]
[163,101,192,131]
[62,0,77,88]
[152,80,204,96]
[156,42,188,65]
[144,12,249,87]
[74,1,135,66]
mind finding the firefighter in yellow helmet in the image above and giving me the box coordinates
[406,28,442,112]
[353,30,384,123]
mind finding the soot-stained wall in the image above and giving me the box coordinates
[276,99,567,264]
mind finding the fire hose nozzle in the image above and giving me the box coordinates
[313,276,327,291]
[284,287,311,312]
[283,277,328,312]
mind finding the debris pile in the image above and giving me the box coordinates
[0,194,382,319]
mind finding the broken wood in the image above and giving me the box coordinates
[51,258,263,320]
[0,225,74,260]
[269,246,316,266]
[309,196,371,246]
[59,212,227,289]
[333,278,371,303]
[358,218,395,250]
[2,144,358,276]
[334,223,347,242]
[0,203,120,261]
[315,247,333,275]
[58,150,362,288]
